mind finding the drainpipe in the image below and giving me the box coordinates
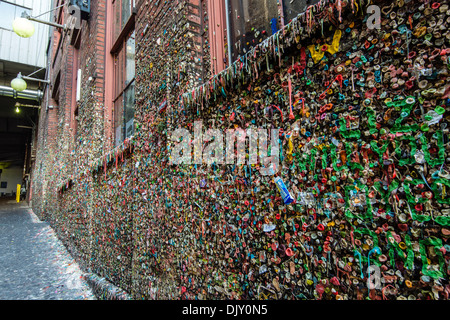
[224,0,233,67]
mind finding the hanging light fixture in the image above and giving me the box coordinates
[9,69,50,95]
[15,106,20,113]
[11,73,27,92]
[12,10,67,39]
[12,16,35,38]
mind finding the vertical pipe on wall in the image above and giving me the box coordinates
[104,0,115,150]
[224,0,233,67]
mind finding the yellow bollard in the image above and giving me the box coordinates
[16,184,20,203]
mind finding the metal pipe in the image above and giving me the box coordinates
[15,102,40,109]
[32,1,68,19]
[0,85,43,102]
[22,76,50,84]
[25,67,46,78]
[27,16,66,30]
[224,0,233,67]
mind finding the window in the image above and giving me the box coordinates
[112,0,134,41]
[227,0,278,61]
[111,0,135,146]
[282,0,321,22]
[74,106,79,138]
[113,30,135,146]
[226,0,320,61]
[0,1,31,32]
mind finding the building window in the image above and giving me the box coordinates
[225,0,320,61]
[113,30,135,146]
[282,0,321,22]
[112,0,134,41]
[227,0,279,61]
[111,0,135,147]
[74,106,79,139]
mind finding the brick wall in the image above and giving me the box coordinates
[32,0,109,252]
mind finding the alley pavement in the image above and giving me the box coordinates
[0,198,95,300]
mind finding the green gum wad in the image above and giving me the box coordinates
[435,106,445,115]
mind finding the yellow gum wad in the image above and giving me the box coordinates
[308,29,342,64]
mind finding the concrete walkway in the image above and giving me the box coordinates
[0,198,95,300]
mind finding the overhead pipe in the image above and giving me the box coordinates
[0,85,43,102]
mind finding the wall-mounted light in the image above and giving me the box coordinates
[12,16,35,38]
[11,69,50,92]
[13,10,67,39]
[13,2,91,39]
[11,73,27,92]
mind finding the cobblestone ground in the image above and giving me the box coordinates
[0,198,95,300]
